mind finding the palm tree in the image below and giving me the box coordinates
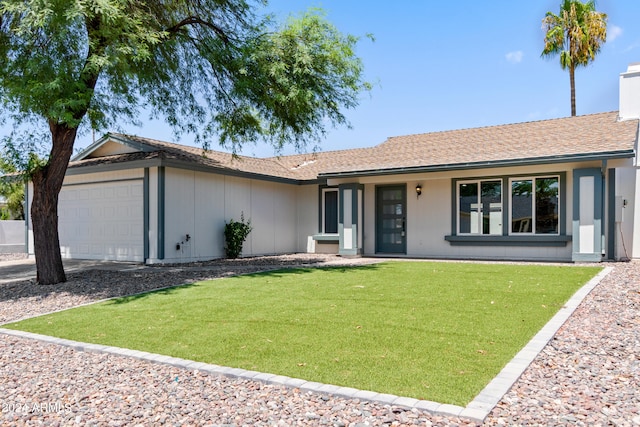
[542,0,607,116]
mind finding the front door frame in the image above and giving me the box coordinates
[375,184,407,254]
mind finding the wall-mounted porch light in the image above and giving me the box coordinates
[415,184,422,198]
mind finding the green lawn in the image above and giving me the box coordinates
[5,262,601,406]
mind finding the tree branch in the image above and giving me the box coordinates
[166,16,230,44]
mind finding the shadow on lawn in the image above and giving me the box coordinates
[239,263,382,279]
[105,263,383,305]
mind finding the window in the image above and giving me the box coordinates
[448,173,566,246]
[510,176,559,235]
[457,180,502,235]
[322,188,338,234]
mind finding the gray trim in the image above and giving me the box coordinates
[312,234,339,242]
[572,252,602,262]
[559,172,567,235]
[607,169,616,260]
[318,184,339,234]
[318,184,326,232]
[319,150,635,179]
[143,168,150,262]
[67,157,323,186]
[501,177,509,235]
[572,168,603,262]
[450,180,457,236]
[61,177,143,188]
[445,235,571,246]
[338,183,364,256]
[158,167,165,260]
[67,159,163,175]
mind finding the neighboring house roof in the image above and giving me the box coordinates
[70,111,638,182]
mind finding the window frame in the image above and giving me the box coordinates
[456,179,503,236]
[446,172,568,247]
[321,187,339,235]
[509,175,560,236]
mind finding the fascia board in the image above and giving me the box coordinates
[71,133,156,161]
[318,150,636,179]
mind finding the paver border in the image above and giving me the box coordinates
[0,265,613,423]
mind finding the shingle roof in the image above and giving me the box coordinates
[70,112,638,182]
[70,134,303,180]
[319,111,638,176]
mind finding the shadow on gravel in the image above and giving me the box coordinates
[0,256,359,306]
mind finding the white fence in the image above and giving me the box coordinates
[0,220,25,253]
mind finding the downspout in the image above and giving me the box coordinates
[601,160,607,257]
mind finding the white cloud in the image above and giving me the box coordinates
[505,51,524,64]
[623,41,640,53]
[609,25,623,42]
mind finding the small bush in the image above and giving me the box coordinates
[224,213,252,259]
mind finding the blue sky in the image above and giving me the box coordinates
[6,1,640,158]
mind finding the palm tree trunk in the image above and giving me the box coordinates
[570,64,576,117]
[31,124,78,285]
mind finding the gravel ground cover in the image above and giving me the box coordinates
[0,252,27,262]
[0,255,638,426]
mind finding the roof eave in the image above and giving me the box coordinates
[67,155,323,185]
[71,133,156,161]
[318,150,636,179]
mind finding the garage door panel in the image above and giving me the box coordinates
[59,180,144,262]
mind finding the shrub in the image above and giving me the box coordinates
[224,213,252,259]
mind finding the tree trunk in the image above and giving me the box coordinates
[569,64,576,117]
[31,124,78,285]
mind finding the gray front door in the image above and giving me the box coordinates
[376,185,407,254]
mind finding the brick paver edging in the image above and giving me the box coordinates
[0,266,612,423]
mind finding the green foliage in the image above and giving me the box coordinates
[541,0,607,115]
[1,0,371,284]
[224,213,252,258]
[0,1,372,157]
[542,0,607,70]
[0,153,24,219]
[7,262,601,405]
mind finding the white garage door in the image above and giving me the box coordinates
[58,180,144,262]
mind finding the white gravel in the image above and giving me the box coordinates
[1,255,639,426]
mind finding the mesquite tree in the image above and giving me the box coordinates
[0,1,371,284]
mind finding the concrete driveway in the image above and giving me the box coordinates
[0,258,148,284]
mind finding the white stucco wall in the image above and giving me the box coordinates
[613,166,636,260]
[295,184,320,253]
[30,154,639,264]
[350,161,622,262]
[619,63,640,121]
[161,168,299,262]
[0,220,25,253]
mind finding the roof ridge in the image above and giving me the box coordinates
[265,144,376,161]
[379,111,621,144]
